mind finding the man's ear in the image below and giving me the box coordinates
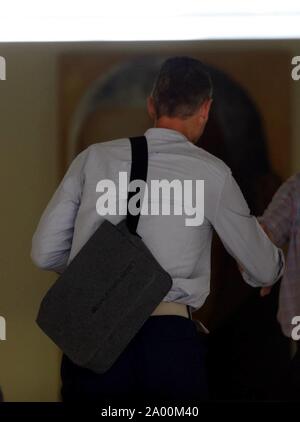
[147,96,156,120]
[201,98,213,120]
[199,98,213,123]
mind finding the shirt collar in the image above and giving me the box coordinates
[144,128,190,145]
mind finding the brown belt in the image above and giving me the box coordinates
[150,302,191,319]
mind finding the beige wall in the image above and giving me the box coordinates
[0,44,60,401]
[0,40,300,402]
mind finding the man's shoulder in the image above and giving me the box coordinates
[192,146,231,179]
[80,137,231,181]
[83,138,131,161]
[88,137,131,152]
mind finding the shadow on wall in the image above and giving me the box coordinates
[66,57,290,400]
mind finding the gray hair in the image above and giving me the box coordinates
[151,56,213,119]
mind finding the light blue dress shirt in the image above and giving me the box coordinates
[31,128,284,311]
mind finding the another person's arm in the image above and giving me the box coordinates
[259,175,295,248]
[258,175,295,295]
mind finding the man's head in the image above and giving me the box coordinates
[147,56,213,143]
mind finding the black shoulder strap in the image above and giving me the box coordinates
[126,136,148,235]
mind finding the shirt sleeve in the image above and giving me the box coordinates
[259,175,296,248]
[31,149,88,273]
[212,171,285,287]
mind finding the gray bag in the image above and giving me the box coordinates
[36,136,173,374]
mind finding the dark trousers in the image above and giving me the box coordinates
[281,341,300,401]
[61,315,208,402]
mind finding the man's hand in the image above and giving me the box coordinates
[260,286,272,297]
[237,262,244,274]
[237,262,273,297]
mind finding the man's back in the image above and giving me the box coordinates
[31,56,285,402]
[31,127,284,312]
